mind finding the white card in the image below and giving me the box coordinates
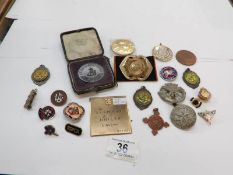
[106,138,139,163]
[112,98,127,105]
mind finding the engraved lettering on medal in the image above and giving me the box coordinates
[78,63,104,83]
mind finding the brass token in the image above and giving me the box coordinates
[133,86,153,110]
[176,50,197,66]
[31,65,50,86]
[119,55,153,81]
[111,39,135,56]
[152,43,173,62]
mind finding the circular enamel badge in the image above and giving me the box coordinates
[31,65,50,86]
[38,106,55,120]
[63,102,85,121]
[160,66,177,81]
[152,43,173,62]
[182,68,200,89]
[78,63,104,83]
[51,90,67,106]
[111,39,135,56]
[170,104,196,130]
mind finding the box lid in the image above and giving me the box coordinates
[60,27,104,61]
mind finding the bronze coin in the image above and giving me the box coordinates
[176,50,197,66]
[51,90,67,106]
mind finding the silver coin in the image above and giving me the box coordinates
[78,63,104,83]
[170,104,196,130]
[152,43,173,62]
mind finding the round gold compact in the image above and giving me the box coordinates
[119,55,153,81]
[111,39,135,56]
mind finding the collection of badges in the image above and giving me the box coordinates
[24,32,216,138]
[111,40,215,135]
[24,71,84,136]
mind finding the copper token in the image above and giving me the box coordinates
[143,108,169,136]
[176,50,197,66]
[51,90,67,106]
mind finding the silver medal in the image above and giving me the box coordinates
[78,63,104,83]
[170,104,196,130]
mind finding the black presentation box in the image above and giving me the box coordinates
[60,28,116,94]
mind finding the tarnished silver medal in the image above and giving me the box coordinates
[78,63,104,83]
[170,104,196,130]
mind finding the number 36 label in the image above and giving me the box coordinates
[106,138,139,163]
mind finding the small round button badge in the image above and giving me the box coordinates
[160,66,177,82]
[51,90,67,106]
[39,106,55,120]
